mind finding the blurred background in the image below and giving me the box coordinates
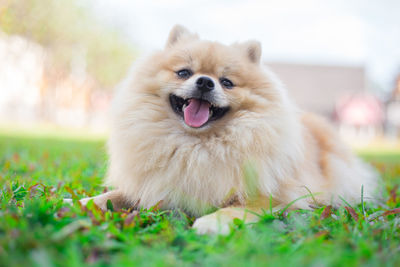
[0,0,400,147]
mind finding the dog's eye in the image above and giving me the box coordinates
[220,78,234,89]
[176,69,193,79]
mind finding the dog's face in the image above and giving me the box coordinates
[135,25,281,134]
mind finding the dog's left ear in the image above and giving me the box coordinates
[236,40,262,64]
[166,25,198,48]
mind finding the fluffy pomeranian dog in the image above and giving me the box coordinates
[81,25,378,234]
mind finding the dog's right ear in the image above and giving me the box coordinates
[166,25,198,48]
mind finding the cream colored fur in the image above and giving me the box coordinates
[81,25,378,235]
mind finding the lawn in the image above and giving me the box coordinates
[0,132,400,267]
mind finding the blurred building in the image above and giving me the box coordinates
[268,62,366,117]
[268,62,385,141]
[386,74,400,138]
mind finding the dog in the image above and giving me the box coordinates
[79,25,378,234]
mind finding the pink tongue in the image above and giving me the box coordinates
[183,99,211,128]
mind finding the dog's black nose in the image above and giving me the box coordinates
[196,76,214,92]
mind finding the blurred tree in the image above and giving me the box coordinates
[0,0,136,89]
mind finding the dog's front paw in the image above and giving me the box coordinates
[79,197,108,211]
[64,197,107,211]
[192,214,231,235]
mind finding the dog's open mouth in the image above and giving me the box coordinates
[169,94,230,128]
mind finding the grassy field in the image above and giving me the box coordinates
[0,132,400,267]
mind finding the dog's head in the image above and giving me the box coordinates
[131,25,285,134]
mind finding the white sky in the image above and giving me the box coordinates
[89,0,400,96]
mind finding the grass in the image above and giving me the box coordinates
[1,132,400,266]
